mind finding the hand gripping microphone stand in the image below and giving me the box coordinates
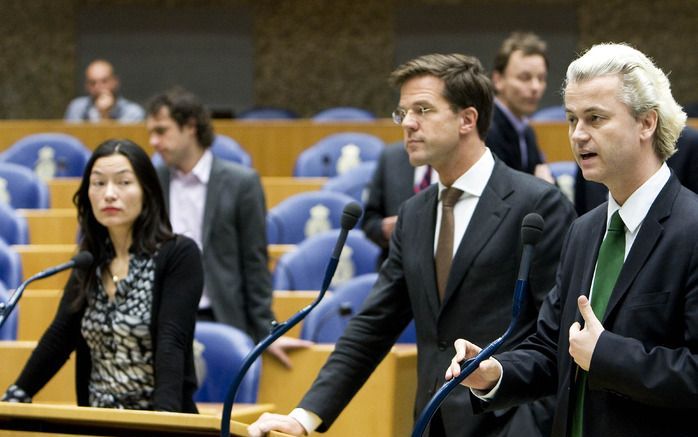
[411,213,545,437]
[0,251,94,330]
[219,202,363,437]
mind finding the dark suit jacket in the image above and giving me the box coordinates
[157,157,274,341]
[575,126,698,214]
[484,175,698,436]
[362,143,415,262]
[486,105,544,175]
[299,158,576,436]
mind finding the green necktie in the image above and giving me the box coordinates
[571,211,625,437]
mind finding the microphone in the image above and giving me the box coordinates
[411,213,544,437]
[0,251,94,330]
[219,202,362,437]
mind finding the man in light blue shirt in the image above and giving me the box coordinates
[64,59,144,123]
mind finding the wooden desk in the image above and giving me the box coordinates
[0,402,287,437]
[270,291,320,338]
[45,177,326,212]
[0,341,76,403]
[258,344,418,437]
[0,120,403,177]
[17,289,318,342]
[12,244,77,290]
[17,209,78,245]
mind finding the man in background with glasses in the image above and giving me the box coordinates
[248,53,575,437]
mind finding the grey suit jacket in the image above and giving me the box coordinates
[484,175,698,436]
[157,158,274,341]
[299,158,576,436]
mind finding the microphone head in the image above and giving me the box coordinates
[340,202,363,230]
[71,251,94,270]
[521,213,544,246]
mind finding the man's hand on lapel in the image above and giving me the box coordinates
[569,295,605,371]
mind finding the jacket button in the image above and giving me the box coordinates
[438,341,448,351]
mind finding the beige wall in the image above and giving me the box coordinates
[1,0,696,119]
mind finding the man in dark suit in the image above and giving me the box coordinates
[249,54,575,437]
[448,43,698,436]
[487,32,554,184]
[362,141,432,264]
[146,88,308,365]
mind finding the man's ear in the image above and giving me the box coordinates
[639,109,658,142]
[459,107,479,135]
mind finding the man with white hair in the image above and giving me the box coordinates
[447,43,698,436]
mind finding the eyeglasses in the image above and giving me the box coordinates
[391,105,433,125]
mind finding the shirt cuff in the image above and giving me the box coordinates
[470,358,503,401]
[289,408,322,435]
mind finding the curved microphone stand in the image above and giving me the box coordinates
[0,251,93,330]
[220,202,362,437]
[411,213,544,437]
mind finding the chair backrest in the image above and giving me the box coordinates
[0,162,50,209]
[237,107,298,120]
[549,160,578,203]
[266,191,358,244]
[0,202,29,245]
[272,229,380,291]
[300,273,416,343]
[152,134,252,167]
[293,132,384,177]
[0,133,91,179]
[312,107,375,122]
[193,321,260,403]
[0,239,22,289]
[0,281,18,340]
[322,161,377,204]
[530,105,566,121]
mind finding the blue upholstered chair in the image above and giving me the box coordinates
[272,229,380,291]
[0,239,22,289]
[0,202,29,245]
[152,134,252,167]
[293,132,384,177]
[0,133,91,179]
[193,321,260,403]
[0,162,50,209]
[266,191,358,245]
[300,273,416,344]
[312,107,375,122]
[0,281,18,340]
[237,107,298,120]
[530,105,566,121]
[322,161,377,204]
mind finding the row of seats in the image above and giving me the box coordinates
[237,106,376,121]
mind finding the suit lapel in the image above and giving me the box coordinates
[441,161,512,308]
[201,158,223,250]
[415,186,441,318]
[156,166,171,211]
[602,176,678,323]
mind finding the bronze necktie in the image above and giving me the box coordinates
[435,186,463,302]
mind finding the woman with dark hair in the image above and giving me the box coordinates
[2,139,203,412]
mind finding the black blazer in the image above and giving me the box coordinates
[300,158,576,436]
[486,105,544,175]
[484,175,698,436]
[362,143,416,262]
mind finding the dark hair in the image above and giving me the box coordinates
[146,86,214,148]
[492,32,549,75]
[72,139,173,307]
[390,53,494,139]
